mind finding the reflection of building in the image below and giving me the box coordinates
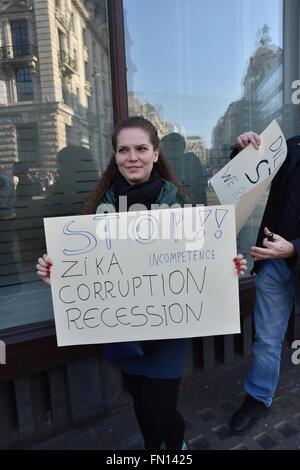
[253,56,283,131]
[211,99,251,170]
[211,25,283,171]
[123,8,137,93]
[243,26,282,101]
[210,25,284,255]
[186,136,207,165]
[128,91,178,138]
[243,24,283,132]
[0,0,114,306]
[0,0,113,174]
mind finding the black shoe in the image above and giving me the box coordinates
[230,394,268,434]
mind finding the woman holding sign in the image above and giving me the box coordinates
[36,116,247,450]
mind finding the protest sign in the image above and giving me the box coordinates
[44,205,240,346]
[209,120,287,233]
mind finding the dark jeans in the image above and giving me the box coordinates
[122,372,185,450]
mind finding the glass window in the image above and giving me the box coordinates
[70,12,74,32]
[16,125,39,164]
[0,80,7,105]
[123,0,291,271]
[10,20,30,56]
[0,0,113,331]
[16,67,33,101]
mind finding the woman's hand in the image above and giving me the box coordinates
[36,254,52,286]
[250,227,296,261]
[234,254,247,277]
[237,131,261,150]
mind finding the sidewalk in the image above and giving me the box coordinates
[28,343,300,450]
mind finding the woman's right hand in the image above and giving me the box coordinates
[237,131,261,150]
[36,254,52,286]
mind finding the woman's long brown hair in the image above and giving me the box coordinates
[80,116,191,214]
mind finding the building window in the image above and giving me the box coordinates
[0,80,7,105]
[16,125,39,164]
[73,48,77,70]
[61,76,71,105]
[83,28,87,47]
[10,20,31,56]
[70,12,75,32]
[16,67,33,101]
[0,0,113,334]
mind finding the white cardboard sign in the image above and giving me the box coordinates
[44,206,240,347]
[209,120,287,233]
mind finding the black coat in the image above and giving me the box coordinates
[231,136,300,316]
[253,135,300,273]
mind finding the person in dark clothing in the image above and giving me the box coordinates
[230,131,300,434]
[36,116,246,449]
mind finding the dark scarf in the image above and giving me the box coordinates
[114,167,164,211]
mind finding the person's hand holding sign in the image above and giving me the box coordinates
[237,131,261,150]
[250,227,296,261]
[36,254,52,286]
[234,254,247,276]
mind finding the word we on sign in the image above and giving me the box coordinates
[44,206,240,347]
[209,120,287,233]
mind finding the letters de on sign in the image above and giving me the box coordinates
[209,120,287,233]
[44,205,240,347]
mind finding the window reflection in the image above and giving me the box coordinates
[124,0,287,268]
[0,0,113,329]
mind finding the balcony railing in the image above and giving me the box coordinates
[58,50,77,76]
[0,44,37,59]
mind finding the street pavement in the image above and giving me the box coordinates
[25,342,300,451]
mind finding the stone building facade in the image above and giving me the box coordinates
[0,0,113,174]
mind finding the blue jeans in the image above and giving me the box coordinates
[245,259,295,407]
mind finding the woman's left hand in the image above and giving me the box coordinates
[234,254,247,277]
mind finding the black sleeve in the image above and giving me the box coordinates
[290,238,300,272]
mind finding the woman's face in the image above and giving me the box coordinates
[115,127,159,185]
